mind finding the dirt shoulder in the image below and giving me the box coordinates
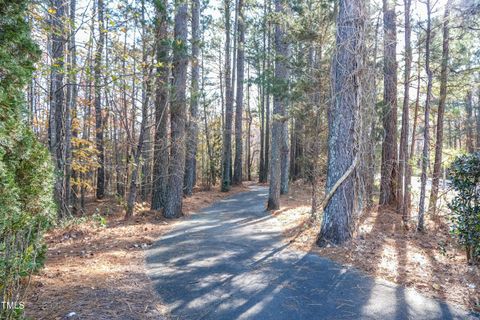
[272,181,480,312]
[25,185,249,320]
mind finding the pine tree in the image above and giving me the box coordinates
[94,0,106,199]
[317,0,365,245]
[151,0,170,210]
[379,0,398,207]
[0,1,54,318]
[164,0,189,218]
[233,0,245,185]
[184,0,201,195]
[267,0,289,210]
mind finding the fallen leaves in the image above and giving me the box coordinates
[273,182,480,311]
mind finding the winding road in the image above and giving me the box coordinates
[146,186,478,320]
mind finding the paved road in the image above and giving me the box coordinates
[146,186,478,320]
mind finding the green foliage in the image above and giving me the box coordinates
[448,152,480,264]
[0,0,54,318]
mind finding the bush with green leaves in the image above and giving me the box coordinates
[448,152,480,264]
[0,0,55,318]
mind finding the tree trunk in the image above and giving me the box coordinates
[476,91,480,150]
[317,0,365,246]
[95,0,105,199]
[311,43,324,215]
[164,0,188,218]
[267,0,288,210]
[398,0,412,220]
[364,14,381,208]
[49,0,68,218]
[246,78,253,181]
[466,90,474,153]
[429,0,451,216]
[379,0,398,207]
[184,0,201,195]
[151,0,170,211]
[126,0,150,219]
[221,0,233,192]
[418,0,433,232]
[258,0,268,183]
[265,9,271,183]
[233,0,245,185]
[69,0,79,215]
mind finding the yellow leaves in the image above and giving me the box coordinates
[176,39,183,46]
[120,27,127,33]
[31,12,44,22]
[154,61,164,68]
[48,7,57,15]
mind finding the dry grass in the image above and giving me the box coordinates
[24,184,249,320]
[272,181,480,312]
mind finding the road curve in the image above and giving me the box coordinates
[146,186,478,320]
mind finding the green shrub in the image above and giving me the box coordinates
[0,0,55,318]
[448,152,480,264]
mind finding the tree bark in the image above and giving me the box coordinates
[221,0,233,192]
[164,0,188,218]
[246,66,253,181]
[95,0,105,199]
[418,0,433,232]
[429,0,451,216]
[233,0,245,185]
[267,0,288,210]
[398,0,412,220]
[265,7,271,183]
[379,0,398,207]
[466,90,475,153]
[184,0,201,195]
[49,0,68,217]
[151,0,170,211]
[317,0,365,246]
[476,91,480,150]
[126,0,150,219]
[258,0,268,183]
[69,0,79,215]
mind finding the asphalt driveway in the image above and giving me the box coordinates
[146,186,478,320]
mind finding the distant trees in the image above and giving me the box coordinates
[21,0,479,231]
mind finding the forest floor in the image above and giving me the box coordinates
[24,184,249,320]
[272,180,480,312]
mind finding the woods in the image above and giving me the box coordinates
[2,0,480,318]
